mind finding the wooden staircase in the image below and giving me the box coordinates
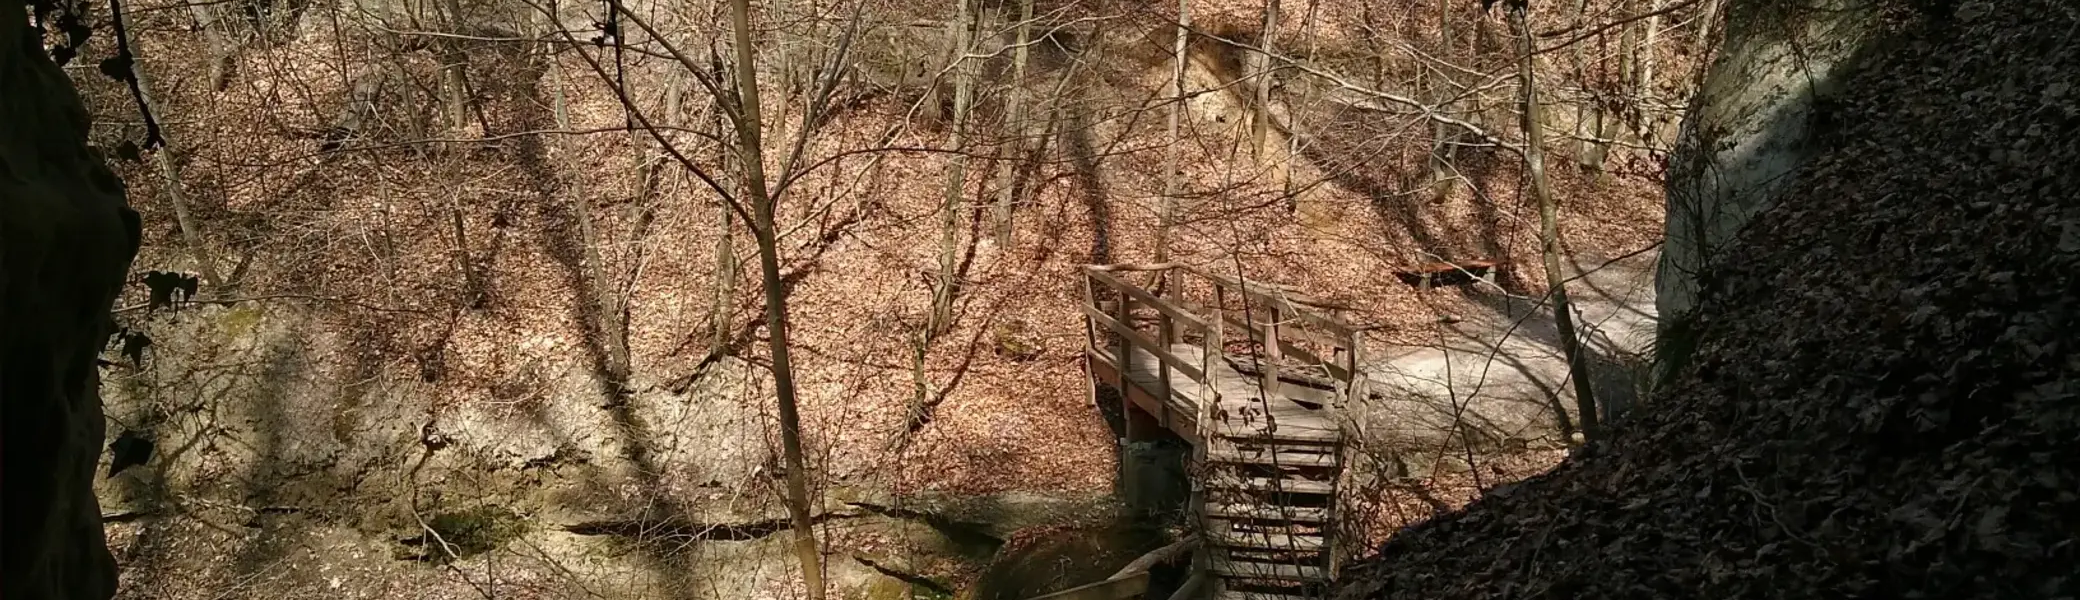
[1199,424,1343,600]
[1079,263,1365,600]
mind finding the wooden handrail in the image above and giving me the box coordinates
[1086,270,1210,333]
[1182,265,1355,312]
[1082,262,1183,273]
[1079,303,1206,383]
[1180,267,1357,337]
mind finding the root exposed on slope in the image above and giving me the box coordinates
[1337,1,2080,598]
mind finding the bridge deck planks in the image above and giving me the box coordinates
[1110,343,1336,444]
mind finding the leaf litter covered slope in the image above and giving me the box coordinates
[1338,2,2080,598]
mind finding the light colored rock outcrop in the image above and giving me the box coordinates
[1658,0,1886,324]
[2,3,141,597]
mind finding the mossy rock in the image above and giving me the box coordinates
[218,306,263,339]
[992,319,1044,362]
[398,506,527,563]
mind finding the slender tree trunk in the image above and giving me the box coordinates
[1634,0,1664,145]
[1511,5,1600,440]
[1157,0,1191,263]
[1693,0,1726,65]
[189,2,235,90]
[129,52,226,292]
[931,0,975,336]
[436,0,473,130]
[724,1,824,597]
[990,0,1034,245]
[1428,0,1458,200]
[1288,0,1320,203]
[711,197,737,355]
[553,66,630,384]
[1249,0,1282,184]
[1570,0,1594,164]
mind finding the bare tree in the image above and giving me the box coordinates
[1509,3,1601,440]
[932,0,977,335]
[552,64,630,384]
[1248,0,1285,189]
[990,0,1035,245]
[722,0,827,595]
[1157,0,1191,263]
[126,47,226,291]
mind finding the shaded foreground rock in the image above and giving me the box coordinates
[2,1,141,597]
[1336,0,2080,598]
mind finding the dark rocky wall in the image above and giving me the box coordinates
[3,2,141,598]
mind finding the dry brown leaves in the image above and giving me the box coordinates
[1337,1,2080,598]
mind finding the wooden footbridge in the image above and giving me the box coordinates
[1075,262,1369,600]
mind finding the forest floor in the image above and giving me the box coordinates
[1336,1,2080,597]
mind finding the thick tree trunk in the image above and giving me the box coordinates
[724,1,825,597]
[1512,6,1600,440]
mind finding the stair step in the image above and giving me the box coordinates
[1207,529,1326,551]
[1206,476,1334,496]
[1206,503,1328,523]
[1210,425,1341,444]
[1204,447,1337,468]
[1211,558,1327,581]
[1214,587,1322,595]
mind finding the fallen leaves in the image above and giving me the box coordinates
[1336,2,2080,598]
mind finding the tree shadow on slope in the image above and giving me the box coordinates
[1062,108,1113,264]
[1297,105,1514,261]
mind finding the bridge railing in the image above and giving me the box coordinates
[1081,263,1367,592]
[1080,263,1366,415]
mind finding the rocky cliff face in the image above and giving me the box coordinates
[1657,0,1885,336]
[2,3,141,598]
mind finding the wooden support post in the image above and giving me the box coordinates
[1082,274,1102,409]
[1261,311,1282,397]
[1155,271,1174,428]
[1115,293,1135,374]
[1330,328,1362,581]
[1116,289,1143,511]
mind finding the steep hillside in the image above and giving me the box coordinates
[1337,0,2080,597]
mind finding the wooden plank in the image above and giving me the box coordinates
[1086,269,1210,333]
[1214,427,1339,445]
[1183,266,1356,337]
[1206,529,1326,552]
[1083,262,1182,273]
[1210,558,1328,581]
[1205,476,1334,496]
[1202,447,1337,469]
[1079,303,1205,383]
[1206,504,1329,522]
[1211,590,1316,600]
[1023,570,1150,600]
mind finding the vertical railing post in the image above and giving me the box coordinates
[1194,283,1225,595]
[1329,327,1363,581]
[1155,270,1174,428]
[1261,301,1282,403]
[1116,281,1139,510]
[1081,271,1101,409]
